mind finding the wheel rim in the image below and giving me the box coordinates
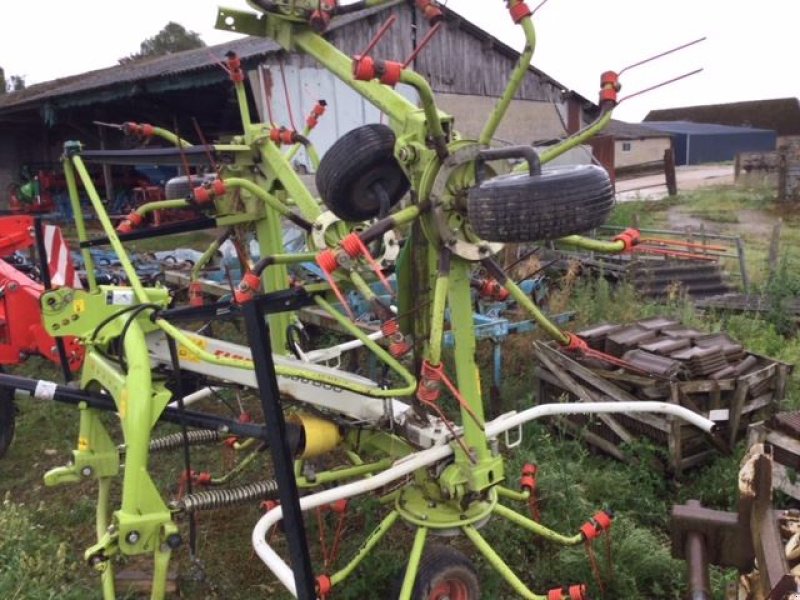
[428,579,470,600]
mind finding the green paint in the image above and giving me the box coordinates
[559,234,626,254]
[136,198,190,214]
[493,503,583,546]
[397,526,428,600]
[463,524,547,600]
[330,510,400,586]
[61,151,97,290]
[479,10,536,145]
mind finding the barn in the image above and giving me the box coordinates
[639,121,777,166]
[0,1,599,205]
[645,97,800,147]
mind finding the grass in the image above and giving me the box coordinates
[3,181,800,598]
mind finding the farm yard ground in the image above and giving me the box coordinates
[4,177,800,599]
[616,164,735,203]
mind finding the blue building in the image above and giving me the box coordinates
[640,121,777,166]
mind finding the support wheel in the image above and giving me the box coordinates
[400,545,480,600]
[0,386,15,459]
[164,173,216,200]
[316,124,409,222]
[467,164,614,242]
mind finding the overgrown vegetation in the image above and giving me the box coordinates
[3,183,800,598]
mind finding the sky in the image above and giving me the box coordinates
[0,1,796,123]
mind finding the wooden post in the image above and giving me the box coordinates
[767,218,783,283]
[735,237,750,294]
[669,382,683,476]
[729,382,751,449]
[778,150,788,203]
[665,148,678,196]
[97,124,115,205]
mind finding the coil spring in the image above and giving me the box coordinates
[170,479,280,513]
[149,429,222,453]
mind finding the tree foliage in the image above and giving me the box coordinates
[0,67,26,94]
[119,22,205,64]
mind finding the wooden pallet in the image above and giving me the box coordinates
[533,341,791,474]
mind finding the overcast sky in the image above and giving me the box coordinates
[1,1,796,123]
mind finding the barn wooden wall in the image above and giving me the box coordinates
[287,4,564,103]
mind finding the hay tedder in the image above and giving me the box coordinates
[0,1,714,598]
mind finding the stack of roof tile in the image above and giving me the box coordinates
[577,317,762,380]
[670,346,728,377]
[604,325,657,356]
[576,323,623,352]
[621,349,687,378]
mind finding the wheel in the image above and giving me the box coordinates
[467,164,614,242]
[395,545,480,600]
[0,386,16,459]
[316,124,410,222]
[164,174,216,200]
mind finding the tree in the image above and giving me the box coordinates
[0,67,25,94]
[8,75,25,92]
[119,22,205,64]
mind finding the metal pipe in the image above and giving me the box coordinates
[463,524,546,600]
[224,177,313,229]
[314,296,417,397]
[191,230,232,281]
[150,126,193,148]
[398,69,447,149]
[71,155,149,303]
[597,225,744,242]
[482,257,569,345]
[479,9,536,145]
[301,330,385,364]
[330,510,401,586]
[167,386,222,409]
[513,105,614,170]
[685,500,712,600]
[558,235,626,254]
[427,251,451,365]
[252,401,715,597]
[62,153,97,290]
[252,442,453,597]
[485,401,716,438]
[134,198,191,218]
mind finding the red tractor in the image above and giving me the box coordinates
[0,215,83,457]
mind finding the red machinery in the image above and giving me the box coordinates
[0,215,83,370]
[8,170,59,214]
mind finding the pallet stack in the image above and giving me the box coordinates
[533,317,792,474]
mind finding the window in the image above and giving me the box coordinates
[621,142,632,152]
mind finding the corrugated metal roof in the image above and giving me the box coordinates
[640,121,776,136]
[0,35,280,112]
[604,119,671,139]
[0,1,587,116]
[0,1,402,114]
[645,97,800,136]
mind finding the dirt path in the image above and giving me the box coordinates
[616,165,734,203]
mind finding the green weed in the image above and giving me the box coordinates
[0,494,97,600]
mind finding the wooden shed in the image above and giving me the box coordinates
[0,1,598,200]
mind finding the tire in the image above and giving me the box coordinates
[0,386,15,459]
[467,164,614,242]
[395,545,480,600]
[316,124,410,222]
[164,174,216,200]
